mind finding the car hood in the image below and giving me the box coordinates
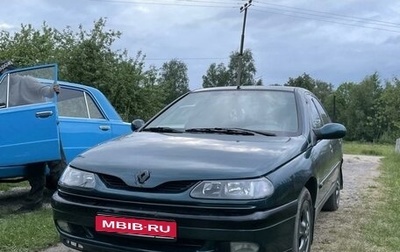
[71,132,308,187]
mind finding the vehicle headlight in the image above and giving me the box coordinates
[190,177,274,200]
[59,166,96,189]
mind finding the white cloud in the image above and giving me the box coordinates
[0,23,14,30]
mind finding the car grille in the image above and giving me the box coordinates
[99,174,198,193]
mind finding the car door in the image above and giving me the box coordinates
[56,86,114,162]
[0,65,60,167]
[312,97,342,199]
[307,95,337,207]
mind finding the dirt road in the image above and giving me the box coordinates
[312,154,382,251]
[35,154,382,251]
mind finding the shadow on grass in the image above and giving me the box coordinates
[0,187,55,218]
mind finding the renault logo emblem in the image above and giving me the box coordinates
[137,170,150,184]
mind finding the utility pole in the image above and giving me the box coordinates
[236,0,252,86]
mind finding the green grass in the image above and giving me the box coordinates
[0,208,59,252]
[0,181,29,192]
[343,141,394,156]
[342,142,400,251]
[0,181,59,251]
[363,151,400,251]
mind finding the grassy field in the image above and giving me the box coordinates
[342,141,394,156]
[342,142,399,251]
[0,181,28,192]
[0,142,399,251]
[0,208,59,252]
[363,149,400,251]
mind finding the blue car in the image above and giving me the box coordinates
[0,64,132,184]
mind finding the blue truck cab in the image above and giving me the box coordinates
[0,64,132,183]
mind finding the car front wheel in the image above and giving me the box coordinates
[293,187,313,252]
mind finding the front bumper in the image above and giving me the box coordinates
[52,191,297,252]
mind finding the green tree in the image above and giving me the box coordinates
[285,73,315,91]
[158,59,190,105]
[54,18,122,88]
[227,49,257,86]
[333,82,355,125]
[202,63,230,88]
[380,78,400,142]
[336,73,384,142]
[202,49,260,87]
[0,18,164,121]
[135,65,166,121]
[0,22,58,66]
[285,73,333,108]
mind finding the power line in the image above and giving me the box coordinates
[88,0,238,8]
[254,1,400,27]
[251,6,400,33]
[87,0,400,33]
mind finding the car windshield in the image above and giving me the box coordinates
[145,89,300,136]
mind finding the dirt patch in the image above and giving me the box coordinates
[0,187,54,218]
[312,154,383,251]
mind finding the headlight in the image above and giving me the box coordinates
[190,177,274,200]
[59,166,96,189]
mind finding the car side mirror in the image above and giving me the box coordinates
[314,123,346,140]
[131,119,145,132]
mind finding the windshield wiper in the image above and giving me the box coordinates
[185,127,276,136]
[142,127,183,133]
[232,128,276,136]
[186,127,253,135]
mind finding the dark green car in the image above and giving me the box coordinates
[52,86,346,252]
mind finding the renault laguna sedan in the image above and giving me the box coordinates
[52,86,346,252]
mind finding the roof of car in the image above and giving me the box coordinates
[191,85,302,93]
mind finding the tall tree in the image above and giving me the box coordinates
[227,49,257,86]
[285,73,333,108]
[379,77,400,141]
[134,65,166,121]
[286,73,315,91]
[202,63,230,88]
[158,59,190,105]
[0,22,58,66]
[333,82,355,125]
[0,18,155,121]
[337,73,383,141]
[202,49,260,87]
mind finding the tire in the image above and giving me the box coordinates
[293,188,313,252]
[322,172,341,211]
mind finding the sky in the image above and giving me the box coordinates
[1,0,399,90]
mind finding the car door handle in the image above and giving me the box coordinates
[36,111,54,118]
[99,125,111,131]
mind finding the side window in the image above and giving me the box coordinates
[58,88,88,118]
[0,76,7,108]
[312,98,331,125]
[1,74,53,107]
[57,87,105,119]
[87,95,104,119]
[310,100,323,128]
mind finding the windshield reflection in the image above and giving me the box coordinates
[146,89,300,136]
